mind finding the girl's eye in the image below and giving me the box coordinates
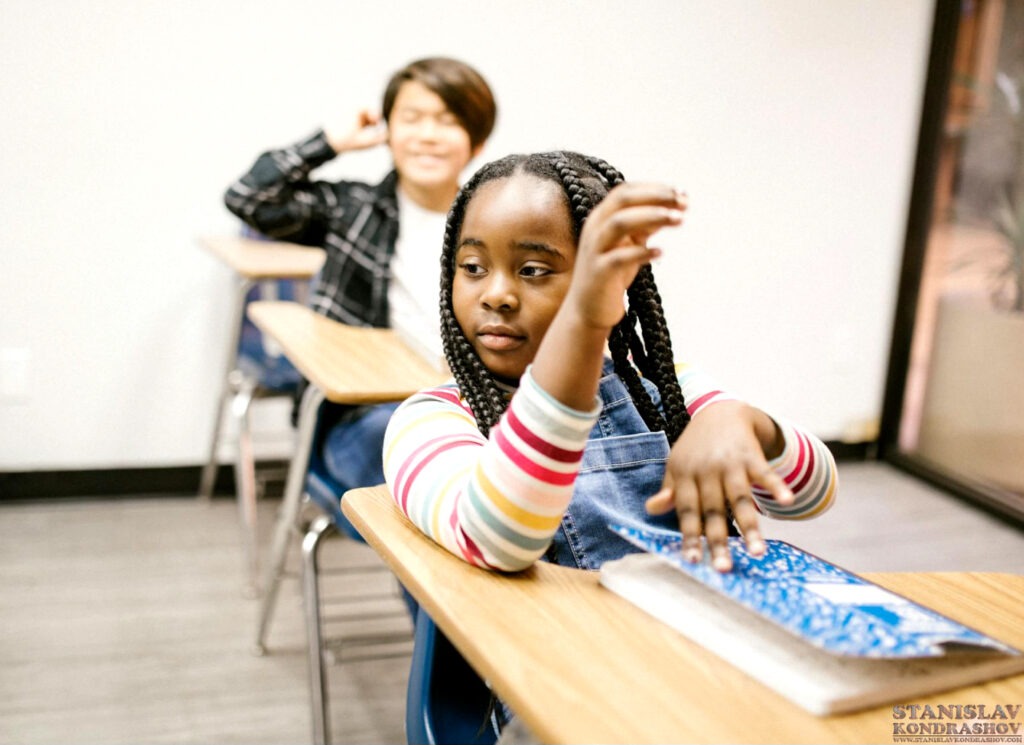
[520,264,551,278]
[458,261,485,276]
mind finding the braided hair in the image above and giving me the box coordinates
[439,151,691,443]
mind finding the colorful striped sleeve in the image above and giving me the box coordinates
[383,367,600,572]
[675,362,838,520]
[753,417,838,519]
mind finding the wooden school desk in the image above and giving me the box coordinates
[198,235,326,500]
[199,235,327,592]
[200,234,327,281]
[342,484,1024,745]
[246,300,449,650]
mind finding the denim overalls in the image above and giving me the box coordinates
[545,361,679,570]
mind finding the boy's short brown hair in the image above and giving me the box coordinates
[382,57,497,150]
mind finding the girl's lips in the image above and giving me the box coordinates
[477,333,524,351]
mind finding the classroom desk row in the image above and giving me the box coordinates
[245,299,447,650]
[198,235,327,592]
[203,236,1024,744]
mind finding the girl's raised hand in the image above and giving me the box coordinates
[644,401,795,572]
[566,183,687,330]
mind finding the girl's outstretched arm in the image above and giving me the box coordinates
[385,362,836,574]
[530,184,687,410]
[646,364,838,572]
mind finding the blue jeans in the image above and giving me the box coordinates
[322,401,418,618]
[322,402,401,492]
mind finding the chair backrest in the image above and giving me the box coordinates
[236,279,308,390]
[236,226,309,391]
[406,612,500,745]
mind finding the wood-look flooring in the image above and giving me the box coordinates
[1,461,1022,744]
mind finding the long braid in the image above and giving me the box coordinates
[438,165,509,436]
[628,266,691,442]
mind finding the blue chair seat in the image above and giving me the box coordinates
[304,437,363,542]
[237,282,304,393]
[407,612,499,745]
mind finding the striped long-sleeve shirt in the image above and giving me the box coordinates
[383,364,838,572]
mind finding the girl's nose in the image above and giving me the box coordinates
[481,275,518,311]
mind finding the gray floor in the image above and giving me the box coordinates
[1,461,1022,745]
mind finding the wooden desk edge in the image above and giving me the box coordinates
[246,300,449,403]
[342,486,1024,744]
[199,235,326,279]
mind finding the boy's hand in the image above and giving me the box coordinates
[645,401,793,572]
[326,109,388,154]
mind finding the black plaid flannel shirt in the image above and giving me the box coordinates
[224,130,400,328]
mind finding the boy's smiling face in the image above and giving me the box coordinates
[388,80,476,194]
[452,173,576,382]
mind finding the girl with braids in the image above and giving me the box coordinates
[383,151,837,574]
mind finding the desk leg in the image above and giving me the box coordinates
[199,277,254,500]
[302,514,336,745]
[231,377,259,597]
[255,383,323,654]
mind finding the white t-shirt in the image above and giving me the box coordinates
[389,189,448,371]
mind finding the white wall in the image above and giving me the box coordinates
[0,0,934,471]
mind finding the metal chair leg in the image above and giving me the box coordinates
[199,277,254,500]
[255,384,325,654]
[231,378,259,597]
[199,383,230,501]
[303,514,336,745]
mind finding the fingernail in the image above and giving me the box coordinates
[685,547,701,563]
[713,554,731,572]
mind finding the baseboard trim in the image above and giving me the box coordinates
[824,439,875,462]
[0,463,285,501]
[1,442,867,501]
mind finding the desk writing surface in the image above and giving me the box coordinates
[342,485,1024,745]
[200,235,326,279]
[247,301,448,404]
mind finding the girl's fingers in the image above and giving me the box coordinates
[677,490,704,565]
[600,243,661,271]
[750,465,794,506]
[696,475,731,572]
[644,486,674,515]
[582,182,687,253]
[651,477,704,564]
[585,205,684,256]
[600,182,687,211]
[723,465,765,556]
